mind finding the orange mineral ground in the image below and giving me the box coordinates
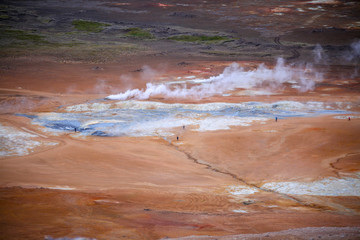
[0,0,360,239]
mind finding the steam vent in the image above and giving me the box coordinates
[0,0,359,239]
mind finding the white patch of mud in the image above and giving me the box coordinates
[27,100,350,137]
[118,117,189,137]
[334,115,360,120]
[64,100,340,114]
[262,177,360,196]
[308,6,325,11]
[82,119,125,127]
[227,185,260,195]
[111,100,325,112]
[0,124,41,157]
[66,102,112,112]
[234,89,277,96]
[115,101,235,111]
[111,115,267,137]
[20,127,48,138]
[232,209,248,213]
[263,130,278,133]
[196,116,267,131]
[334,102,352,110]
[37,112,68,120]
[307,0,340,4]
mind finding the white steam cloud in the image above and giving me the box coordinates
[313,44,327,64]
[342,40,360,78]
[140,65,163,81]
[92,79,119,94]
[343,40,360,62]
[107,58,321,100]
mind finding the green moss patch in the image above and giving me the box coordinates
[125,28,154,39]
[168,35,229,43]
[72,20,110,32]
[0,14,10,20]
[0,28,48,43]
[0,40,144,62]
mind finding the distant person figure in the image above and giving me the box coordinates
[74,128,77,132]
[183,125,185,129]
[348,117,351,121]
[275,117,278,122]
[177,136,179,141]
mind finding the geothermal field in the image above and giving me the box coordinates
[0,0,360,239]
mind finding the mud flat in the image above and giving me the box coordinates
[1,62,359,240]
[1,0,360,239]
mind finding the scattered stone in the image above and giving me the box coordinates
[169,12,196,18]
[242,200,255,205]
[177,61,190,66]
[92,66,103,71]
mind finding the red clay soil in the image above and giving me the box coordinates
[0,57,359,239]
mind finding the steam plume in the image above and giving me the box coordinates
[343,40,360,62]
[107,58,321,100]
[313,44,326,64]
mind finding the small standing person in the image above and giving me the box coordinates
[275,117,278,122]
[177,136,179,141]
[348,117,351,121]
